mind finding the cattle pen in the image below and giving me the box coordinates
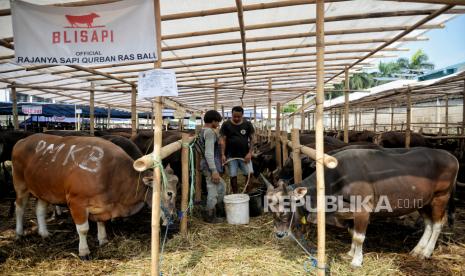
[1,1,465,276]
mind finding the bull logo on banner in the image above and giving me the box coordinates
[65,13,103,28]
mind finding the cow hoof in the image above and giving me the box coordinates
[79,255,90,261]
[99,239,109,246]
[39,231,50,239]
[350,260,362,267]
[410,249,424,258]
[15,234,23,241]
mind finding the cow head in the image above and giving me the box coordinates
[261,175,307,239]
[142,165,179,225]
[90,12,100,19]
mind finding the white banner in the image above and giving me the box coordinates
[11,0,157,65]
[22,105,42,114]
[138,69,178,99]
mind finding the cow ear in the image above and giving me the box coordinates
[292,187,307,199]
[142,176,154,187]
[164,165,174,175]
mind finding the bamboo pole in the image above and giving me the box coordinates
[11,85,18,130]
[445,95,449,135]
[89,83,95,136]
[221,105,225,119]
[315,1,326,274]
[281,131,289,163]
[9,83,131,93]
[151,0,162,275]
[106,105,111,129]
[131,85,137,138]
[301,95,305,130]
[253,100,257,124]
[406,88,412,148]
[308,112,312,131]
[291,129,302,184]
[358,109,362,131]
[390,104,394,131]
[180,133,190,236]
[373,105,377,132]
[214,79,218,110]
[268,79,272,130]
[329,109,333,130]
[344,66,349,142]
[275,103,282,169]
[235,0,247,81]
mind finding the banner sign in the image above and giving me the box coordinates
[75,109,82,114]
[22,105,42,115]
[11,0,157,65]
[138,69,178,99]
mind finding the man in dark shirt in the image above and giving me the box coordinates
[220,106,255,193]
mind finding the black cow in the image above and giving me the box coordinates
[374,131,427,148]
[266,147,458,267]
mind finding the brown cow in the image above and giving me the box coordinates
[12,134,178,259]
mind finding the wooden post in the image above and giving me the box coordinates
[282,131,289,163]
[260,110,264,130]
[406,88,412,148]
[373,105,377,132]
[77,112,81,131]
[11,85,18,130]
[151,0,163,275]
[291,128,302,184]
[180,133,189,236]
[445,95,449,135]
[275,103,282,169]
[131,84,137,138]
[268,79,272,129]
[315,1,326,274]
[89,83,95,136]
[214,78,218,110]
[301,95,305,130]
[221,105,225,119]
[390,104,394,131]
[151,105,154,130]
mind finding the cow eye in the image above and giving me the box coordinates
[167,192,173,197]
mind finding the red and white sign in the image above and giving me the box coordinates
[22,105,42,115]
[11,0,157,65]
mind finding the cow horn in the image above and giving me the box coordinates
[456,181,465,188]
[259,173,274,190]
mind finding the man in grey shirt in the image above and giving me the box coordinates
[199,110,225,223]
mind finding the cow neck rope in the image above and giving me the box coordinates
[288,210,329,273]
[223,157,251,193]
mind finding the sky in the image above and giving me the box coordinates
[377,14,465,70]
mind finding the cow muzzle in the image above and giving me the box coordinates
[275,231,288,239]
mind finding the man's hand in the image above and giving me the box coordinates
[244,152,252,163]
[211,172,221,184]
[221,154,227,165]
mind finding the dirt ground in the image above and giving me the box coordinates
[1,183,465,275]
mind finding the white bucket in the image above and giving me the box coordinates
[223,194,250,225]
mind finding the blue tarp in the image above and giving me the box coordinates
[0,102,190,119]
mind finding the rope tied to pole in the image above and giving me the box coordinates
[287,206,330,274]
[151,155,168,190]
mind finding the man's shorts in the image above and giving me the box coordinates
[228,159,254,177]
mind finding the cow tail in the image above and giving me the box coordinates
[448,181,456,228]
